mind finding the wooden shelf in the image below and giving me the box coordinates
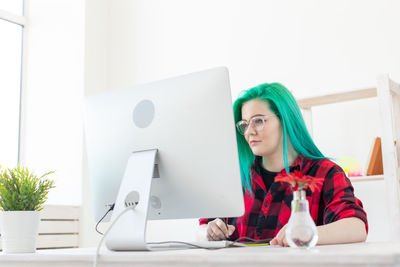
[296,74,400,240]
[349,175,384,183]
[297,88,377,109]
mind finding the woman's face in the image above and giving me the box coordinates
[240,99,283,157]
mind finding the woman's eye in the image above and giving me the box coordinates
[239,122,248,129]
[254,118,264,125]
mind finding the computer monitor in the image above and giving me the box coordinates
[84,67,244,250]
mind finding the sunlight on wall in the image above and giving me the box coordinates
[0,19,22,167]
[21,0,85,205]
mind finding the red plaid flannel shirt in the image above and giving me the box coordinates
[199,155,368,241]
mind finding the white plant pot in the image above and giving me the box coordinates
[0,211,40,253]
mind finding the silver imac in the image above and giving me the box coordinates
[84,67,244,250]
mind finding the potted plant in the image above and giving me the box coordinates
[0,164,55,253]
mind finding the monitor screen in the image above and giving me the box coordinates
[84,67,244,250]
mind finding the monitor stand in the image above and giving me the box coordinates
[105,149,157,251]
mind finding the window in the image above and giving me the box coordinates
[0,1,26,167]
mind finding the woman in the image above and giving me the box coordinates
[197,83,368,246]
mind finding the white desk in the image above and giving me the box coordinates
[1,242,400,267]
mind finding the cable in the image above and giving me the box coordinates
[93,207,271,265]
[147,241,223,250]
[147,237,272,250]
[95,204,115,235]
[93,205,136,267]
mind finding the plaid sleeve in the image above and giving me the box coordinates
[199,218,228,225]
[199,218,212,225]
[322,165,368,233]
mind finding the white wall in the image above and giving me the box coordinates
[82,0,110,247]
[21,0,84,205]
[82,0,400,246]
[105,0,399,170]
[106,0,400,94]
[353,180,391,242]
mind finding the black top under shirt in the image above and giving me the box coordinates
[253,156,278,192]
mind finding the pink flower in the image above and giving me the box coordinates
[275,170,324,191]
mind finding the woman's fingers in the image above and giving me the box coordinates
[207,224,222,240]
[206,222,223,240]
[215,218,230,238]
[282,236,288,247]
[206,226,216,240]
[270,225,288,246]
[227,224,235,236]
[210,222,226,240]
[206,218,232,240]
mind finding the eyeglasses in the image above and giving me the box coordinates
[236,115,276,135]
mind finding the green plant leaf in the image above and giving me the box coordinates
[0,164,55,211]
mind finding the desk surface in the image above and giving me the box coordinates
[1,242,400,267]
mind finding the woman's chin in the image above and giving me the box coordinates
[251,147,265,156]
[251,146,274,157]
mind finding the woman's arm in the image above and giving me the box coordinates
[270,217,367,246]
[316,217,367,245]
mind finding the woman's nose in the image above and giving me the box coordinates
[245,124,257,136]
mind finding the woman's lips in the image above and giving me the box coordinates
[250,140,260,146]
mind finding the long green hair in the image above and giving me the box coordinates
[233,83,326,192]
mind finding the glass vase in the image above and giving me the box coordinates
[285,190,318,248]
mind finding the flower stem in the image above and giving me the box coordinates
[294,199,300,212]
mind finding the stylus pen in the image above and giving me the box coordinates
[223,219,230,238]
[245,243,270,246]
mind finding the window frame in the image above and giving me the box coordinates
[0,1,27,163]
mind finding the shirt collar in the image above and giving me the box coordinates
[252,154,308,174]
[250,154,312,190]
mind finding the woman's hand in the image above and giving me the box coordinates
[196,218,235,241]
[206,218,235,241]
[270,224,288,246]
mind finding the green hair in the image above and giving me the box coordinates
[233,83,326,192]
